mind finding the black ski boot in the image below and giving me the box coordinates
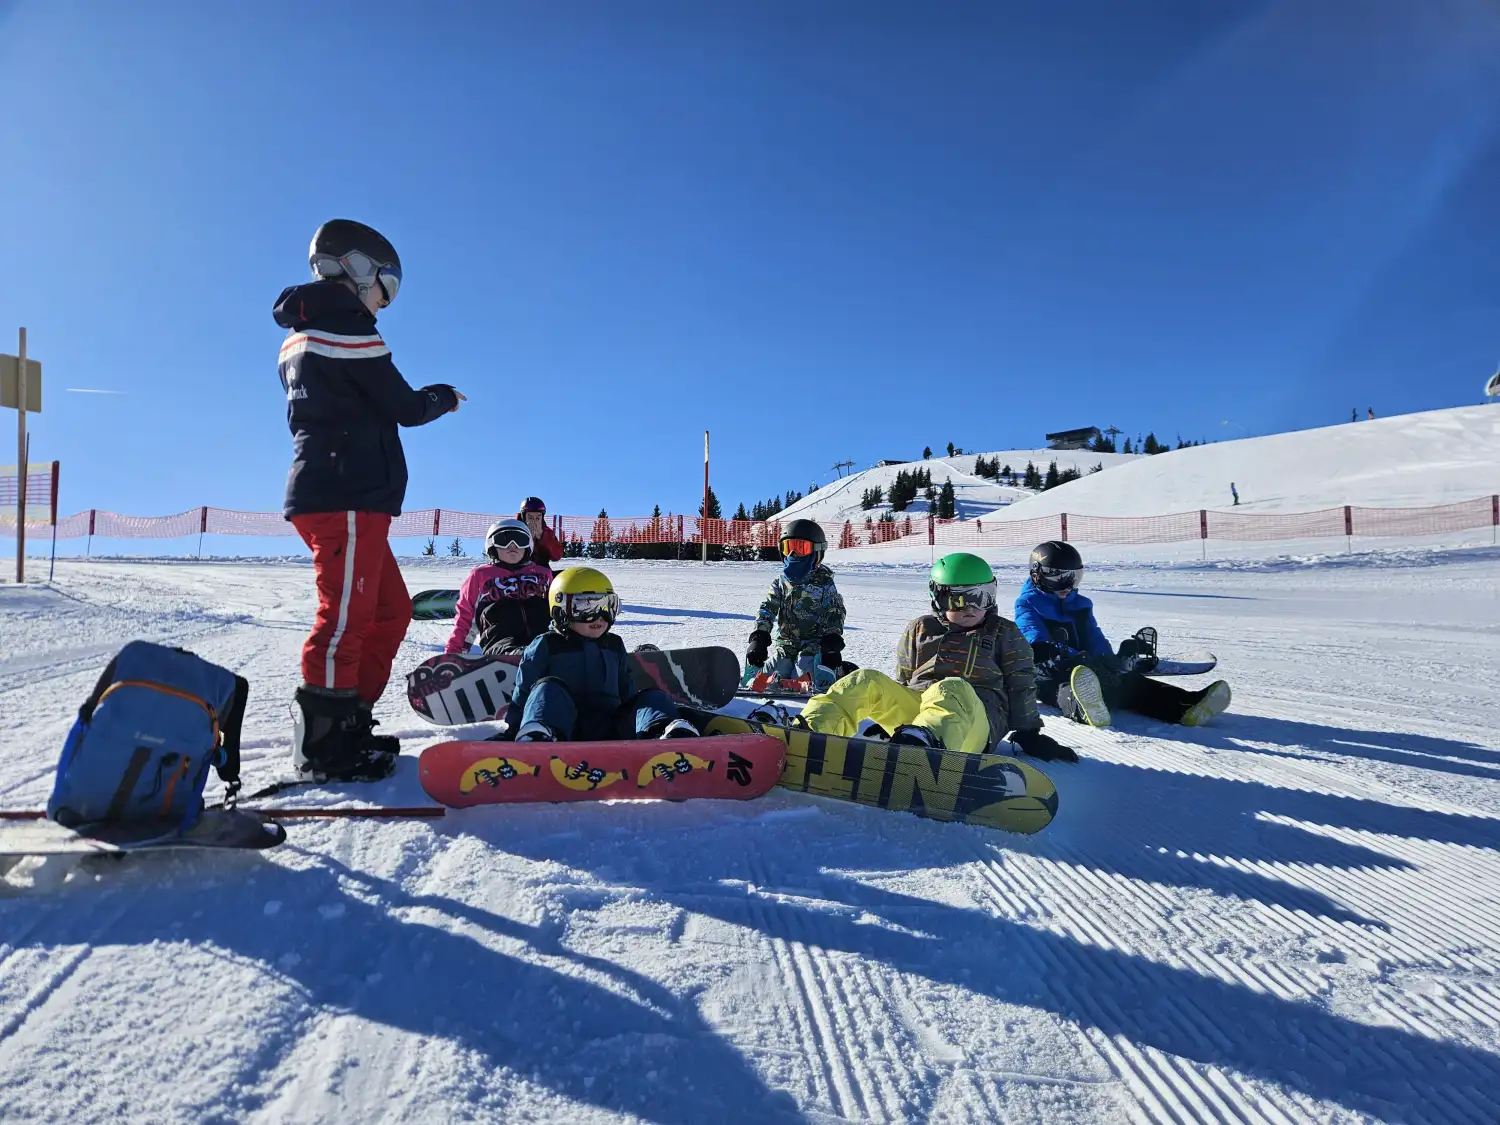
[354,702,401,756]
[293,686,398,783]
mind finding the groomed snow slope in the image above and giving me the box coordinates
[3,554,1500,1124]
[779,450,1141,526]
[997,405,1500,520]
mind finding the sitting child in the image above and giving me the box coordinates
[502,567,698,742]
[445,520,554,656]
[801,553,1076,761]
[745,519,847,687]
[1016,540,1230,728]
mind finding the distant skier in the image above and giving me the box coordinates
[501,568,697,742]
[1230,482,1239,506]
[745,519,847,687]
[1367,407,1375,420]
[444,520,553,657]
[1351,408,1358,422]
[276,219,463,783]
[1487,369,1500,397]
[800,553,1075,761]
[1016,541,1231,729]
[518,496,565,567]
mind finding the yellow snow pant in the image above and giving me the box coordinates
[801,668,990,754]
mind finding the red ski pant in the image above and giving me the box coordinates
[292,511,413,704]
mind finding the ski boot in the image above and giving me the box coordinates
[889,725,942,749]
[514,721,556,743]
[1058,666,1112,728]
[1179,681,1231,727]
[293,686,398,783]
[658,719,700,739]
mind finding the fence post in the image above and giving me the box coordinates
[197,506,208,558]
[432,509,441,538]
[1343,505,1353,553]
[1493,495,1498,546]
[1060,513,1068,541]
[927,513,934,546]
[1199,509,1208,561]
[86,509,95,557]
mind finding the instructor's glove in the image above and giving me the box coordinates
[421,384,461,415]
[746,630,771,668]
[820,633,845,667]
[1012,729,1079,763]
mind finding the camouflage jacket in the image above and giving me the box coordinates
[754,565,846,654]
[897,611,1043,742]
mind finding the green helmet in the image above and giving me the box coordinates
[929,552,998,615]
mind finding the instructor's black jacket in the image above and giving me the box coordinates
[274,281,457,518]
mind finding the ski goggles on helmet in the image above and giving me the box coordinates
[560,590,619,624]
[313,250,402,305]
[780,538,818,557]
[488,526,533,550]
[933,581,997,612]
[1035,566,1083,593]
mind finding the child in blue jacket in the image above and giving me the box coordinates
[1016,541,1230,729]
[501,567,698,742]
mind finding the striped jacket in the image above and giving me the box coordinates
[897,611,1043,742]
[274,281,457,518]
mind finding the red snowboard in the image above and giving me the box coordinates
[419,734,785,808]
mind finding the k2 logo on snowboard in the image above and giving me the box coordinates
[726,751,753,786]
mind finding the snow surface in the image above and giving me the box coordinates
[996,405,1500,520]
[3,553,1500,1124]
[779,450,1141,526]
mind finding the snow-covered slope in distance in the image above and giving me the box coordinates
[997,405,1500,520]
[779,449,1141,525]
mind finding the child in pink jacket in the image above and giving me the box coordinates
[445,520,554,656]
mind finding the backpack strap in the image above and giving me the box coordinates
[215,675,249,808]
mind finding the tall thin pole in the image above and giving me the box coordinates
[702,430,709,564]
[16,327,27,584]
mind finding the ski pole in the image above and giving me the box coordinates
[0,807,446,821]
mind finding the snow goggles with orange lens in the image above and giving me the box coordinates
[780,538,817,557]
[561,591,619,624]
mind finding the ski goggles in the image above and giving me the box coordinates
[488,526,532,550]
[560,590,619,624]
[313,250,402,305]
[934,581,997,612]
[780,538,818,557]
[1035,566,1083,592]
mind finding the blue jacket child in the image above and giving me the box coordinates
[1013,541,1228,728]
[501,567,697,742]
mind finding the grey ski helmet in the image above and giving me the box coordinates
[309,219,402,306]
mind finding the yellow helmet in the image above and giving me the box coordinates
[548,567,619,630]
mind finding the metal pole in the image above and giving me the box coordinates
[47,460,57,581]
[702,429,709,564]
[16,327,26,583]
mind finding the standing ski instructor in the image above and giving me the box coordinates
[275,219,464,783]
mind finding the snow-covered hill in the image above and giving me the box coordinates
[779,449,1141,526]
[996,405,1500,520]
[3,555,1500,1123]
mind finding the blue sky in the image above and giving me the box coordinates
[1,0,1498,544]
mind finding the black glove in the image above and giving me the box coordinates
[1029,640,1059,666]
[820,634,844,666]
[421,384,461,414]
[1013,729,1079,763]
[746,630,771,667]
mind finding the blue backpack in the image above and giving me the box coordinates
[47,641,248,830]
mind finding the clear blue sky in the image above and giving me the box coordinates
[2,0,1498,534]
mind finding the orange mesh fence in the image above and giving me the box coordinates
[1349,498,1495,537]
[18,497,1500,550]
[1206,507,1348,541]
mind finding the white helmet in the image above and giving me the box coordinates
[485,519,533,563]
